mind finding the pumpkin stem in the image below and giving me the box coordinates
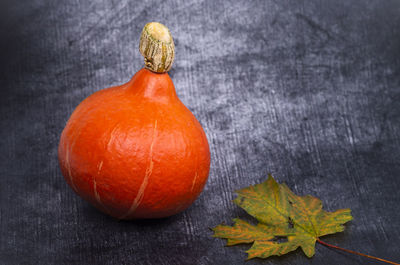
[139,22,175,73]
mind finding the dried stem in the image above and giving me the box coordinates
[317,239,400,265]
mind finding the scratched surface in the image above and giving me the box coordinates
[1,0,400,264]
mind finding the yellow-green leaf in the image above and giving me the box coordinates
[212,175,352,260]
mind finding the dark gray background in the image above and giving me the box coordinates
[1,0,400,264]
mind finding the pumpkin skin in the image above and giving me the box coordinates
[58,68,210,219]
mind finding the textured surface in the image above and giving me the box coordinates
[1,0,400,264]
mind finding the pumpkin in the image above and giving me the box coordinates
[58,22,210,219]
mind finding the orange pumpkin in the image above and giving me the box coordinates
[58,22,210,219]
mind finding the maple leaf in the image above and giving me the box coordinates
[212,175,353,260]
